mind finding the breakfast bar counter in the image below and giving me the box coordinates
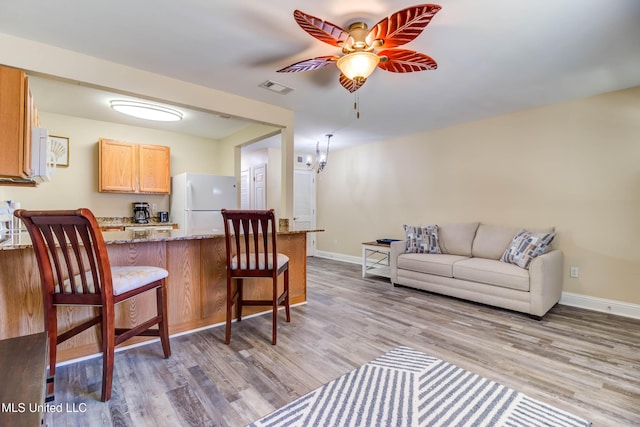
[0,227,320,362]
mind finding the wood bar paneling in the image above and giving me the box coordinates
[0,249,43,338]
[200,238,228,322]
[0,233,309,362]
[167,240,201,325]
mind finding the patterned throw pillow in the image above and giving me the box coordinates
[501,230,556,269]
[403,224,442,254]
[422,224,442,254]
[403,225,423,253]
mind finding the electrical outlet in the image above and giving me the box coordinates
[570,266,579,278]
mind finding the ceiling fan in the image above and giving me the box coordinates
[277,4,442,93]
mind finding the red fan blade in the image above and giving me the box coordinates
[366,4,442,49]
[377,49,437,73]
[294,10,349,47]
[277,56,338,73]
[339,74,367,93]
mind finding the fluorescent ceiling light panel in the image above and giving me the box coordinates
[110,100,183,121]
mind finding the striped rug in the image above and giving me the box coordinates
[250,346,590,427]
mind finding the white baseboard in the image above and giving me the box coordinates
[314,252,640,320]
[559,292,640,320]
[315,250,361,265]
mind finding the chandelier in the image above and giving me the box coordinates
[306,134,332,173]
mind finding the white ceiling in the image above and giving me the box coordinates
[1,0,639,153]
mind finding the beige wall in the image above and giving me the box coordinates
[0,112,224,217]
[316,86,640,305]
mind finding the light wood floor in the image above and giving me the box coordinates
[45,257,639,426]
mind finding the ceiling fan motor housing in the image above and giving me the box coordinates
[344,22,371,52]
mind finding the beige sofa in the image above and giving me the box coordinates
[390,223,563,318]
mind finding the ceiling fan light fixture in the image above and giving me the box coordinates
[110,100,183,122]
[337,52,380,82]
[281,6,441,92]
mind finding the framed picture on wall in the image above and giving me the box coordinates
[49,136,70,167]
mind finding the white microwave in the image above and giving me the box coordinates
[31,126,53,183]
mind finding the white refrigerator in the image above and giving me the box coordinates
[170,173,238,232]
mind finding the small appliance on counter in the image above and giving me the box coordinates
[132,202,151,224]
[158,211,169,223]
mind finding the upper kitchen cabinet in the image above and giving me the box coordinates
[99,138,170,194]
[99,138,136,192]
[0,65,37,181]
[138,144,171,193]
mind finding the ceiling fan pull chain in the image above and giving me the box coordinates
[354,92,360,119]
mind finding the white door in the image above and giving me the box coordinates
[252,164,267,210]
[240,169,250,209]
[294,168,316,256]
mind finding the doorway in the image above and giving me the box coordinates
[294,168,316,256]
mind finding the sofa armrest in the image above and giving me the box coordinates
[528,249,564,317]
[390,240,407,284]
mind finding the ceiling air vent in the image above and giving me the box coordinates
[259,80,294,95]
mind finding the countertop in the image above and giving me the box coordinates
[0,227,324,250]
[96,216,177,228]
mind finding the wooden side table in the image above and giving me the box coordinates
[362,241,392,279]
[0,332,48,426]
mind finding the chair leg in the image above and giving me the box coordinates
[225,277,233,345]
[46,306,58,401]
[271,276,278,345]
[237,279,243,322]
[100,307,116,402]
[284,268,291,323]
[156,282,171,358]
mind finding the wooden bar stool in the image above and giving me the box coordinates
[14,208,171,402]
[221,209,290,345]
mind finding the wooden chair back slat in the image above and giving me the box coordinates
[39,225,65,294]
[61,223,92,295]
[222,209,277,273]
[76,224,101,295]
[56,224,81,294]
[17,210,110,298]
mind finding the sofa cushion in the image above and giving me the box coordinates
[438,222,479,257]
[501,230,556,269]
[472,224,521,260]
[398,253,470,278]
[403,224,442,254]
[453,258,530,291]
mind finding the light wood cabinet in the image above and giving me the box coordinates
[139,144,171,193]
[0,65,35,181]
[99,138,170,194]
[99,138,136,192]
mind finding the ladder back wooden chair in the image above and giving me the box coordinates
[14,208,171,402]
[221,209,290,345]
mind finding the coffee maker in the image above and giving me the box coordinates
[132,202,151,224]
